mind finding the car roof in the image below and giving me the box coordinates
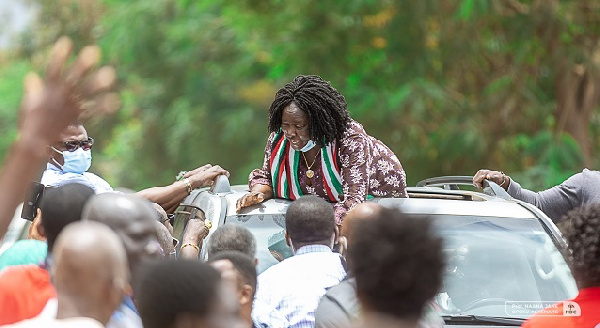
[222,185,538,219]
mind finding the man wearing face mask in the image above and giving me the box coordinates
[42,122,229,212]
[42,123,111,193]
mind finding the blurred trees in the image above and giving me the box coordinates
[1,0,599,191]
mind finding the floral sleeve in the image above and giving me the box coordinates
[333,130,373,225]
[249,132,276,189]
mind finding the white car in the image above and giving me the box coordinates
[172,176,578,327]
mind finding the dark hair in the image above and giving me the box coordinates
[564,204,600,288]
[206,224,256,258]
[40,183,95,253]
[285,196,335,245]
[268,75,351,145]
[137,260,221,328]
[208,250,257,297]
[349,207,444,320]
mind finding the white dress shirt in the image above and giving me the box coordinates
[41,164,113,194]
[255,245,346,328]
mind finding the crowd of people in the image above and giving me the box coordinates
[0,36,599,328]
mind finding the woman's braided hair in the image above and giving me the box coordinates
[268,75,351,145]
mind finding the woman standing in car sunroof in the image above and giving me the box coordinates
[236,75,408,225]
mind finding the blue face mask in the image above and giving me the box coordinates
[51,147,92,174]
[300,140,317,152]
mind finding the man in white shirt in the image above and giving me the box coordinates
[42,122,229,212]
[255,196,346,328]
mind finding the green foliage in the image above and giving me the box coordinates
[0,59,30,158]
[0,0,598,192]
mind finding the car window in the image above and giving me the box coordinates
[225,214,292,274]
[228,211,577,319]
[430,215,578,318]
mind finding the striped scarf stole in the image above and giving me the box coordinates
[269,132,343,202]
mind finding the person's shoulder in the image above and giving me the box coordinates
[318,278,358,318]
[41,168,63,187]
[580,168,600,180]
[323,277,356,300]
[81,172,113,192]
[341,120,365,139]
[258,259,290,281]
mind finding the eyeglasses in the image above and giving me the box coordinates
[161,213,175,225]
[60,137,94,152]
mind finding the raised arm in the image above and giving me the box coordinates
[474,169,583,222]
[136,165,229,213]
[0,37,117,239]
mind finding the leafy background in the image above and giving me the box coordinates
[1,0,599,192]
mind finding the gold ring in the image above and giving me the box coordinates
[204,220,212,229]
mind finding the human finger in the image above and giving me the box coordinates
[238,193,260,210]
[185,164,212,178]
[78,66,116,97]
[65,46,101,86]
[485,171,504,185]
[472,169,489,188]
[236,194,248,212]
[21,73,45,115]
[210,165,230,177]
[79,93,121,119]
[254,192,264,203]
[46,37,73,82]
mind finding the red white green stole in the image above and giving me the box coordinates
[270,132,343,202]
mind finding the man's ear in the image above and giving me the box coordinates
[285,231,291,247]
[338,236,348,258]
[28,209,46,241]
[35,209,45,237]
[240,284,253,306]
[333,225,340,245]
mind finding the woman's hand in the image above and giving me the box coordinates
[236,191,266,212]
[473,169,509,190]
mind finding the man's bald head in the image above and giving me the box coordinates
[342,203,382,245]
[152,202,173,236]
[82,193,159,282]
[156,221,175,257]
[51,221,127,325]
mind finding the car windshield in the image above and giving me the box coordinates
[226,212,577,319]
[431,214,577,319]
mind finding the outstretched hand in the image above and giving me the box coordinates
[0,36,119,240]
[186,165,230,189]
[236,191,265,213]
[18,37,118,144]
[473,169,509,190]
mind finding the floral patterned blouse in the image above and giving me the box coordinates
[249,121,408,224]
